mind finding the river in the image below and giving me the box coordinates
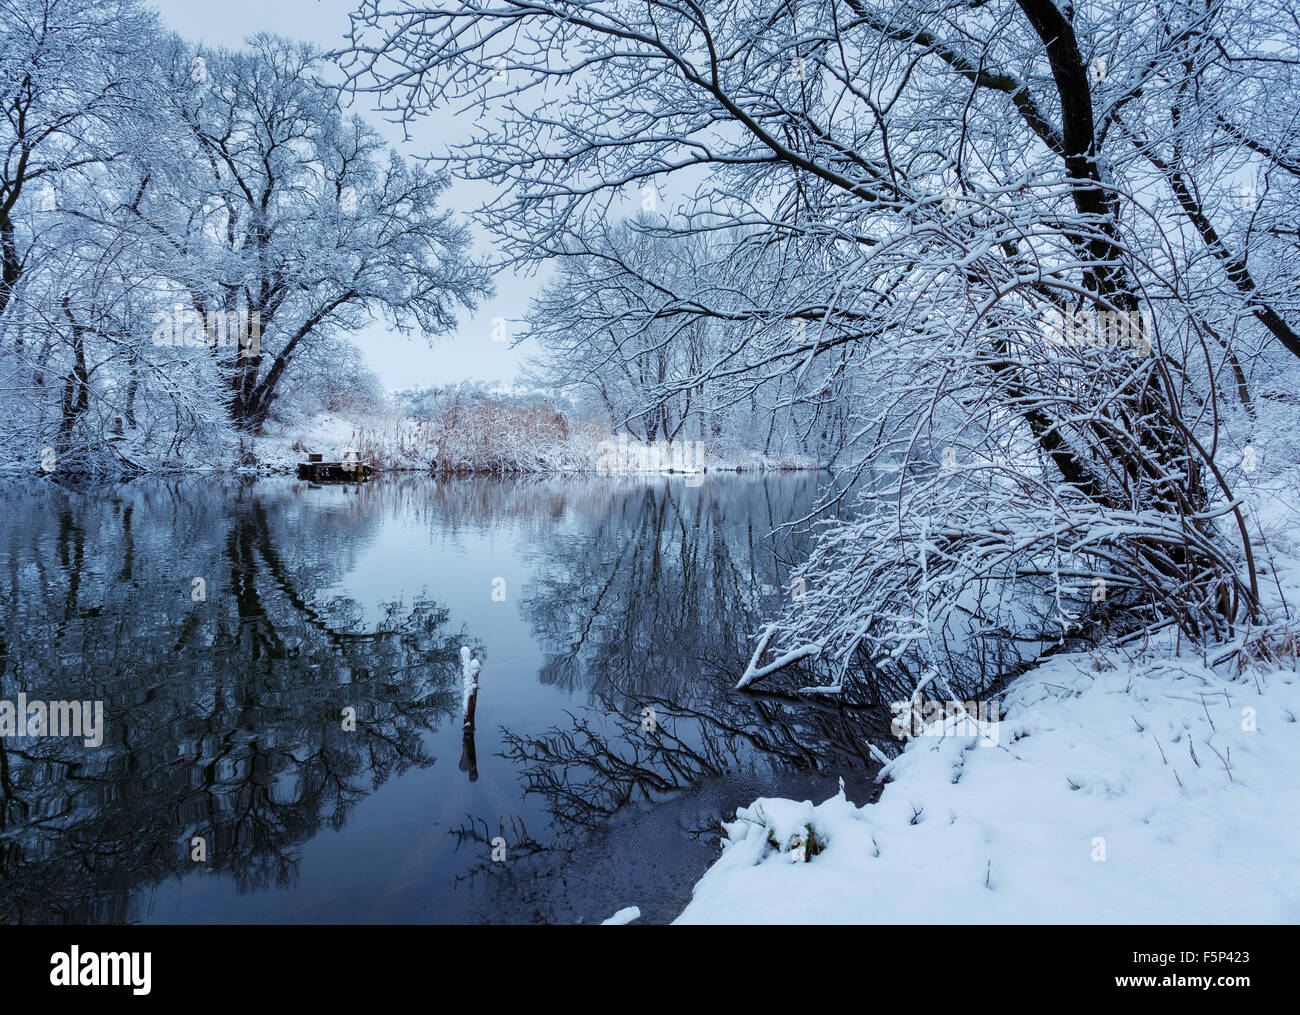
[0,473,889,924]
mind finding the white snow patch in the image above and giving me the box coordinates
[678,651,1300,923]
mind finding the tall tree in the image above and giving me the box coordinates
[143,34,492,430]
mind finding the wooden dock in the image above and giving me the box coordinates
[297,453,371,481]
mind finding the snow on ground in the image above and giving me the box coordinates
[676,647,1300,923]
[253,413,363,472]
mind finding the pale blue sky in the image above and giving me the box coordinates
[148,0,544,390]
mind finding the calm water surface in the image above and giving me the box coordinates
[0,474,878,924]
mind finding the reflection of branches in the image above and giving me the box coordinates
[500,474,909,838]
[500,674,906,840]
[501,708,733,837]
[522,475,823,702]
[447,814,548,886]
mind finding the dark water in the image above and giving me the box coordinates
[0,474,879,925]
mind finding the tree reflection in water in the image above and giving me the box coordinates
[0,478,474,923]
[492,476,894,841]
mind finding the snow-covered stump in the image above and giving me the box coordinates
[459,646,481,781]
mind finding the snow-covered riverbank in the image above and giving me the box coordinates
[676,645,1300,923]
[673,477,1300,924]
[245,412,823,476]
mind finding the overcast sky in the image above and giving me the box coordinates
[148,0,545,391]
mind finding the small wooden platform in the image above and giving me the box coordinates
[297,460,371,481]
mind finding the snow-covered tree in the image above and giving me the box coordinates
[344,0,1300,686]
[139,34,493,430]
[1,10,492,472]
